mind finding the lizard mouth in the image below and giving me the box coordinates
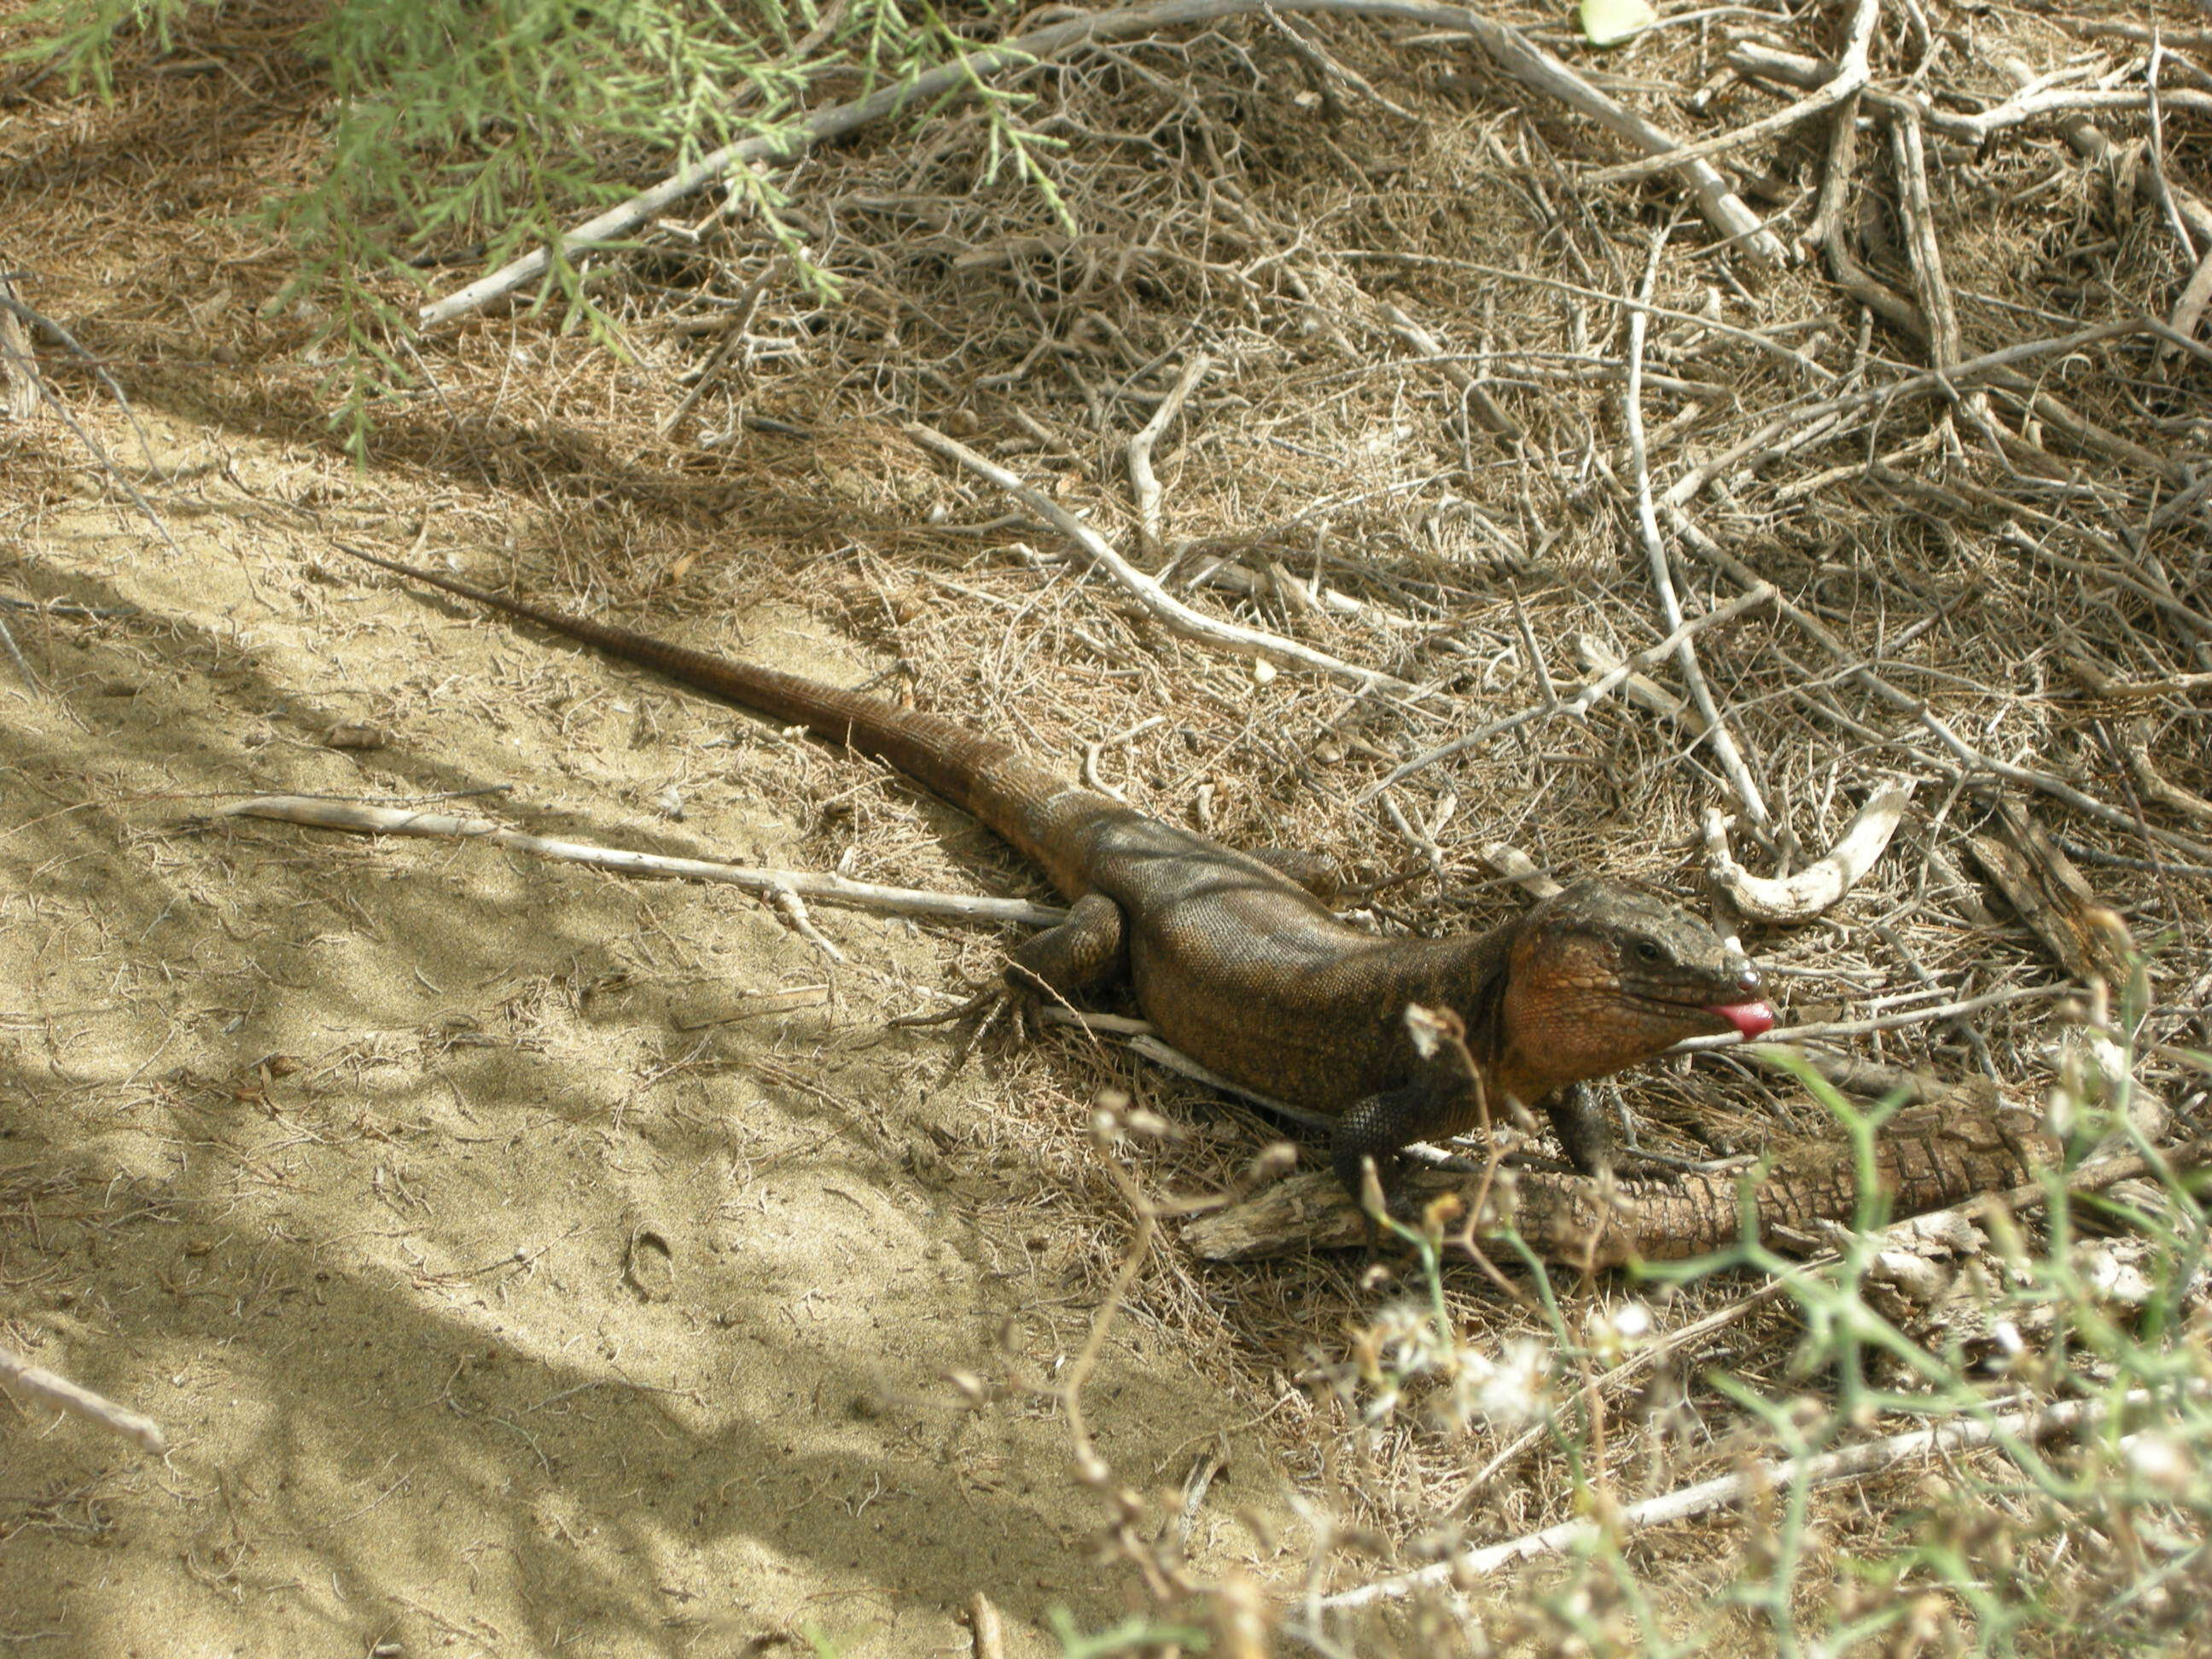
[1632,993,1776,1039]
[1704,999,1775,1039]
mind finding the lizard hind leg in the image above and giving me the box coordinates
[890,889,1129,1055]
[1246,847,1341,902]
[1002,889,1130,1002]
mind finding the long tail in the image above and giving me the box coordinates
[331,546,1080,884]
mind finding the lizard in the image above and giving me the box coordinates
[333,545,1775,1203]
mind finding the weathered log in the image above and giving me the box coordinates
[1185,1090,2057,1266]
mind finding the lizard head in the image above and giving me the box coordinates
[1496,878,1772,1099]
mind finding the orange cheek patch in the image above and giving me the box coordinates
[1502,936,1706,1093]
[1512,986,1676,1062]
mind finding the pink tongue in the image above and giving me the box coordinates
[1708,1000,1775,1039]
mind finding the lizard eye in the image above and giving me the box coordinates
[1633,939,1664,964]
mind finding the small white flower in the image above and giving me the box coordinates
[1371,1301,1447,1375]
[1588,1298,1654,1360]
[1450,1336,1551,1429]
[2124,1433,2195,1498]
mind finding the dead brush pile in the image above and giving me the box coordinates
[4,0,2212,1648]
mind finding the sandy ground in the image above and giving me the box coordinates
[0,415,1300,1656]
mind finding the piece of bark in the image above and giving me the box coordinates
[2125,721,2212,824]
[1477,841,1563,900]
[1184,1088,2052,1265]
[0,276,36,422]
[1965,800,2134,987]
[1703,781,1915,924]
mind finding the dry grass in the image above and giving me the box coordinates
[3,0,2210,1652]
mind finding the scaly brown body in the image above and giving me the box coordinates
[336,548,1773,1196]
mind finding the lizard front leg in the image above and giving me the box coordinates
[1542,1083,1615,1176]
[1334,1079,1618,1208]
[1330,1045,1487,1212]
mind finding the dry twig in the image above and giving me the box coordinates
[0,1345,166,1455]
[1585,0,1878,187]
[1379,304,1522,439]
[906,422,1421,696]
[2122,725,2212,824]
[1674,529,2212,866]
[423,0,1784,325]
[1359,585,1775,799]
[1310,1391,2161,1610]
[1126,351,1211,557]
[1623,236,1770,830]
[217,795,1066,927]
[1965,802,2135,987]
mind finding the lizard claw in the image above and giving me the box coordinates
[888,981,1039,1061]
[1599,1146,1714,1178]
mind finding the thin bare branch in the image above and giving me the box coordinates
[217,796,1067,928]
[906,422,1422,696]
[1585,0,1877,186]
[1360,584,1776,800]
[1313,1392,2164,1609]
[423,0,1784,324]
[1624,234,1771,829]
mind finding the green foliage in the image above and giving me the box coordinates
[13,0,1073,454]
[10,0,173,94]
[18,0,812,242]
[1046,1606,1214,1656]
